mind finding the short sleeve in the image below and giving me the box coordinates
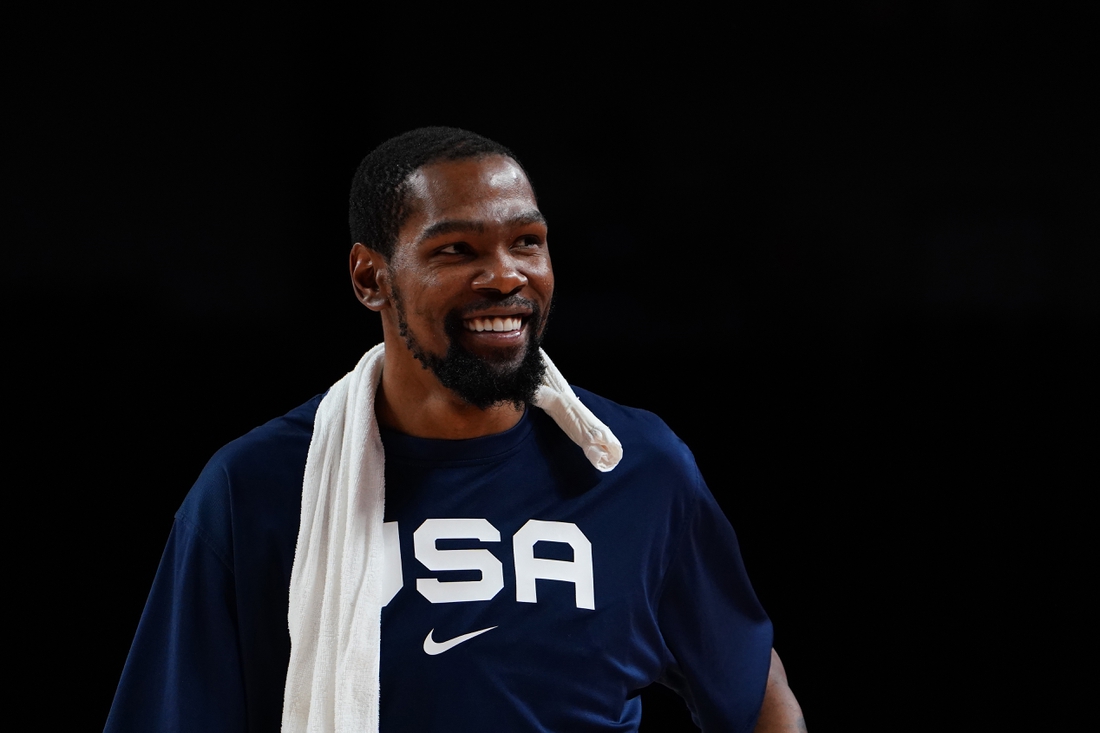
[655,472,773,733]
[104,514,248,733]
[105,396,316,732]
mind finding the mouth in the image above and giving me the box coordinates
[462,315,526,333]
[448,297,542,356]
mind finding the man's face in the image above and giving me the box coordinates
[384,155,554,408]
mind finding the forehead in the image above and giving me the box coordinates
[400,155,538,236]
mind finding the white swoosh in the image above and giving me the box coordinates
[423,626,498,655]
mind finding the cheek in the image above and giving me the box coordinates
[405,286,453,325]
[534,264,555,295]
[388,268,442,314]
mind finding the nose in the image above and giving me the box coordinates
[472,249,527,295]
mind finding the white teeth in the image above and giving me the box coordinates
[464,317,522,332]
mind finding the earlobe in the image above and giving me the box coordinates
[350,243,390,311]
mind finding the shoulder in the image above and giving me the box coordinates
[203,393,322,479]
[175,394,323,566]
[572,386,699,476]
[569,386,709,522]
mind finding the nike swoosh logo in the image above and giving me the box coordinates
[423,626,498,655]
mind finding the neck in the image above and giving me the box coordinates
[374,331,526,440]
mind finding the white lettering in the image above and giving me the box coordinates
[513,520,595,610]
[414,518,504,604]
[382,521,402,607]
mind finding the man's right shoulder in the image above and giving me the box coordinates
[199,393,323,481]
[175,393,323,564]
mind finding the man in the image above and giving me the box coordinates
[106,127,805,732]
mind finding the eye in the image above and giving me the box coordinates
[514,234,543,248]
[437,242,471,255]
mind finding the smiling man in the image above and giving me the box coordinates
[353,152,555,435]
[106,127,805,733]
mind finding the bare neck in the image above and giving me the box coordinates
[374,332,525,440]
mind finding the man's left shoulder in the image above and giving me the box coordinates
[571,386,699,476]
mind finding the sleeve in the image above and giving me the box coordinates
[104,513,248,733]
[655,472,774,733]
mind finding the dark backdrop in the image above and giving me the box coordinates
[9,4,1094,730]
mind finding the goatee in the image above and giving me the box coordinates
[395,293,549,410]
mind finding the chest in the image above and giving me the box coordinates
[375,456,676,731]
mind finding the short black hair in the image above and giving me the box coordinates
[349,126,529,260]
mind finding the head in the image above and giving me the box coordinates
[349,128,554,410]
[349,127,532,262]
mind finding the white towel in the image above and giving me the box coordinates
[281,344,622,732]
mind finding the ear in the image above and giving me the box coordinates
[350,243,390,311]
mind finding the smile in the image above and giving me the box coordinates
[463,316,524,333]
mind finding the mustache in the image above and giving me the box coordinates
[454,295,540,318]
[443,295,551,339]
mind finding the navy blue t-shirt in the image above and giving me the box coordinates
[106,389,772,732]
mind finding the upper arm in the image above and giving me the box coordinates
[655,474,774,732]
[105,517,247,733]
[753,649,807,733]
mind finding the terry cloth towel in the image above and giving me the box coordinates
[281,343,622,732]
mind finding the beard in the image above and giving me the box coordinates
[393,289,549,411]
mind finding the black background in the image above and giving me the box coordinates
[8,3,1095,730]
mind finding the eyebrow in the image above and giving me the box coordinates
[418,210,547,243]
